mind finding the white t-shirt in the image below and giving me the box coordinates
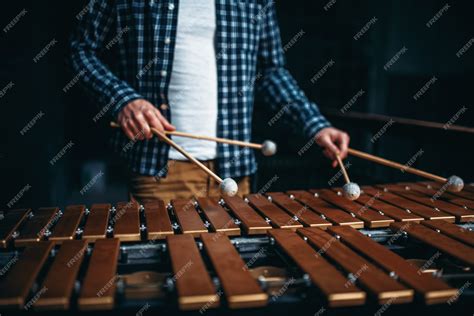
[168,0,218,160]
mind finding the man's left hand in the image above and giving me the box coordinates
[315,127,350,168]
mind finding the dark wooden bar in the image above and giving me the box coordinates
[266,192,332,228]
[269,229,366,307]
[201,233,268,308]
[82,204,110,242]
[247,194,303,229]
[223,196,272,234]
[143,200,174,240]
[197,198,240,236]
[0,208,31,248]
[168,234,219,310]
[288,191,364,228]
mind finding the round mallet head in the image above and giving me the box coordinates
[261,140,277,156]
[342,182,361,201]
[220,178,239,197]
[446,175,464,192]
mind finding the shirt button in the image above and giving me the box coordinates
[164,37,171,45]
[160,103,169,111]
[168,3,175,10]
[160,70,167,77]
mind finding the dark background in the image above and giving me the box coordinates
[1,0,473,208]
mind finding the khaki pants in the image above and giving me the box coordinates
[128,160,251,204]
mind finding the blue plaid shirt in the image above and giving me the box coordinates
[70,0,331,178]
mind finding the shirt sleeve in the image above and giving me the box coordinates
[255,1,331,139]
[69,0,143,119]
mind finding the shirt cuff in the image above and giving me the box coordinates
[303,115,332,139]
[110,86,144,119]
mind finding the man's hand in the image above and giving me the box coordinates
[315,127,350,168]
[117,99,175,140]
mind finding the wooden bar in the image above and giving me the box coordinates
[246,194,303,229]
[15,207,60,247]
[201,233,268,308]
[400,182,474,212]
[0,208,31,248]
[78,238,120,310]
[196,198,240,236]
[422,182,474,201]
[0,241,54,308]
[222,196,272,234]
[143,200,174,240]
[35,240,88,310]
[327,226,457,304]
[49,205,85,243]
[113,202,141,241]
[316,189,394,228]
[390,222,474,266]
[363,186,455,222]
[82,204,110,242]
[269,229,366,307]
[287,191,364,228]
[298,227,413,304]
[377,184,474,223]
[266,192,332,228]
[422,220,474,247]
[464,184,474,193]
[171,200,208,237]
[168,234,219,310]
[354,192,423,222]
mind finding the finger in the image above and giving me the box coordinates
[320,135,340,157]
[144,110,165,136]
[323,148,336,162]
[124,120,139,140]
[132,112,151,140]
[337,133,350,159]
[155,109,176,131]
[332,160,338,168]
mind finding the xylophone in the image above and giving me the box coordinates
[0,181,474,314]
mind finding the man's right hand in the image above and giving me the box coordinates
[117,99,175,140]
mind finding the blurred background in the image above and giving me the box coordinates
[1,0,473,208]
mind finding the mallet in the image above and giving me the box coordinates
[110,122,277,156]
[335,154,361,201]
[123,125,238,197]
[348,148,464,192]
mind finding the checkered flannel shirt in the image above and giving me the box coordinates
[69,0,331,178]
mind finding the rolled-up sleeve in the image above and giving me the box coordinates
[69,0,142,119]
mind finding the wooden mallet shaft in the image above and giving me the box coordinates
[347,148,446,183]
[335,154,351,184]
[150,127,223,183]
[110,122,262,149]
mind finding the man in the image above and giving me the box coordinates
[70,0,350,203]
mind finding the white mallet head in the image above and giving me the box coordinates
[261,140,277,156]
[342,182,361,201]
[220,178,239,197]
[447,175,464,192]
